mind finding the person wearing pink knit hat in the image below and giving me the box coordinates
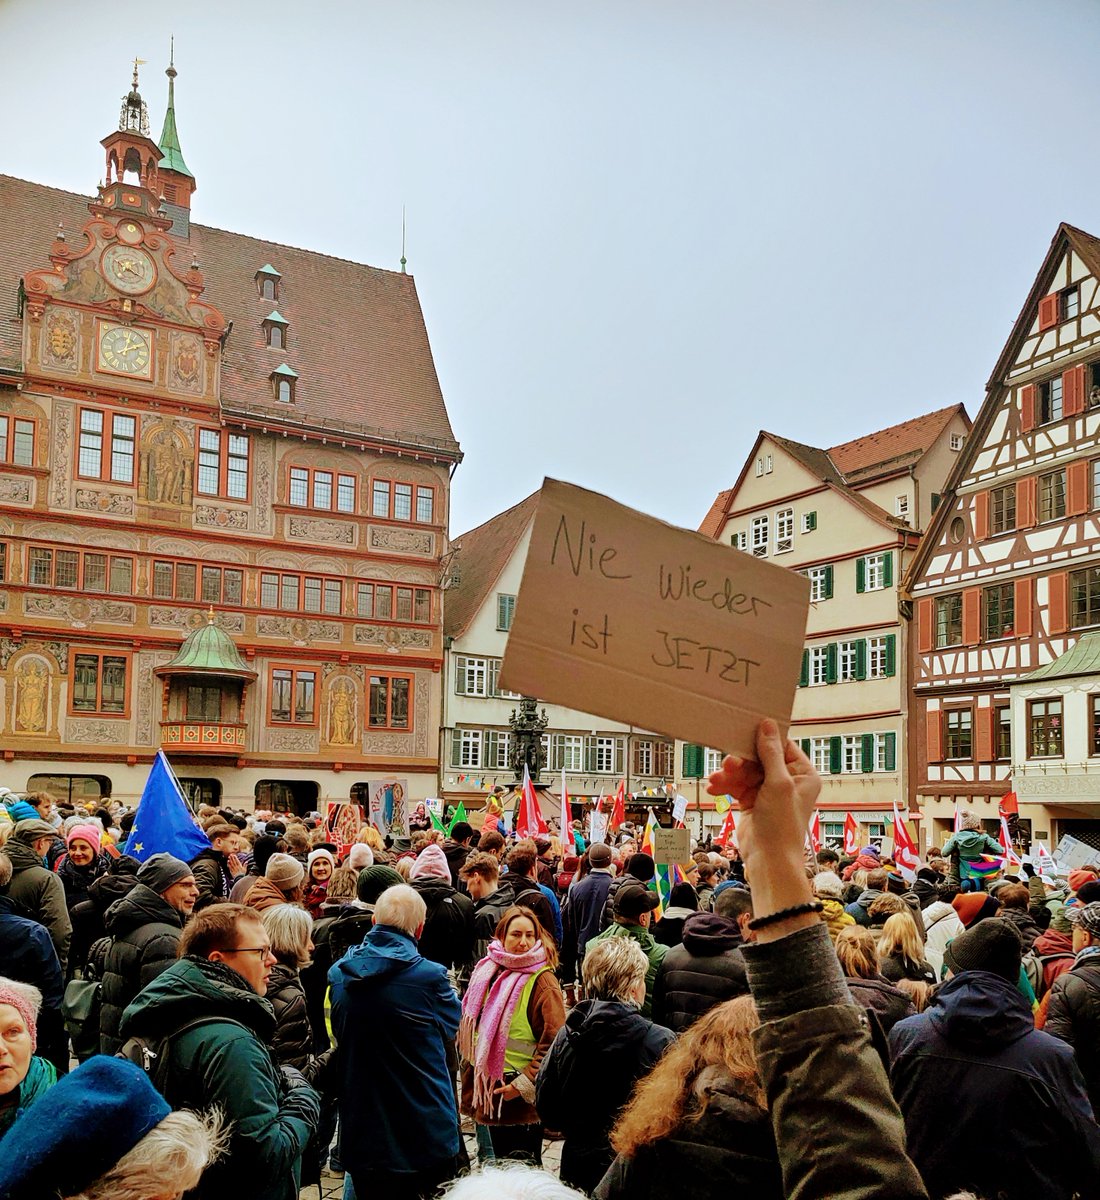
[408,844,475,971]
[56,823,109,908]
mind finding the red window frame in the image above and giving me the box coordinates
[368,673,413,731]
[0,415,37,467]
[76,407,138,485]
[260,570,343,615]
[356,581,433,624]
[268,665,318,726]
[68,648,131,718]
[286,465,358,513]
[27,545,134,594]
[370,478,435,524]
[196,428,251,502]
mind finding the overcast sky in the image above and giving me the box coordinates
[4,0,1100,537]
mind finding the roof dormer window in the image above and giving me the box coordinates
[263,310,289,350]
[271,363,298,403]
[255,264,281,302]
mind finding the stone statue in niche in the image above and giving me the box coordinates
[143,427,191,505]
[15,659,48,733]
[328,678,356,746]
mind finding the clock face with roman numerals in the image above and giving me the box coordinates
[98,324,152,378]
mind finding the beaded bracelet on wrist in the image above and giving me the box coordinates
[747,900,824,931]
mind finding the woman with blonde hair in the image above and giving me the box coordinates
[878,913,936,985]
[834,925,915,1036]
[459,906,566,1165]
[595,996,781,1198]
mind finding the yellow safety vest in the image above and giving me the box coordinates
[503,967,551,1074]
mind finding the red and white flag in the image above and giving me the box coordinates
[516,763,547,839]
[808,811,821,853]
[892,802,920,881]
[999,814,1022,870]
[716,807,737,849]
[953,800,963,833]
[560,768,574,855]
[609,778,626,832]
[843,812,859,857]
[1034,840,1057,876]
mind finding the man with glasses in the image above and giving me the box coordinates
[119,902,320,1200]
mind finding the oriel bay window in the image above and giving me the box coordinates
[369,674,411,729]
[197,429,249,500]
[356,582,432,623]
[1029,698,1063,758]
[260,571,342,615]
[944,709,973,760]
[29,547,132,595]
[71,651,128,715]
[78,409,136,483]
[270,668,316,724]
[288,466,357,513]
[0,415,35,466]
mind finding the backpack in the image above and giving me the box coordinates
[117,1016,250,1094]
[61,935,110,1062]
[1022,947,1074,999]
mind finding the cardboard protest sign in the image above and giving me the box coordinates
[499,479,811,760]
[652,826,692,866]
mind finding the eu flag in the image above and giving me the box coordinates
[122,751,211,863]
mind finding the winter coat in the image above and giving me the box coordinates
[586,922,667,1019]
[890,970,1100,1200]
[267,963,313,1071]
[695,882,716,912]
[652,912,748,1032]
[921,900,964,978]
[560,869,614,982]
[845,975,916,1036]
[329,925,461,1174]
[820,897,856,942]
[0,895,63,1012]
[941,829,1004,863]
[1045,952,1100,1115]
[465,880,516,975]
[652,906,695,948]
[1029,927,1076,997]
[410,876,475,970]
[2,836,72,974]
[442,839,471,889]
[190,847,233,902]
[120,956,319,1200]
[507,873,558,943]
[98,882,185,1055]
[244,876,295,912]
[54,851,110,910]
[879,955,937,986]
[536,999,675,1194]
[595,1071,783,1200]
[844,887,882,927]
[300,903,373,1052]
[1001,906,1042,952]
[67,861,139,976]
[459,967,565,1126]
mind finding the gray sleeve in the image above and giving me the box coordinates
[742,921,851,1022]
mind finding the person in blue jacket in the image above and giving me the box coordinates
[329,883,462,1200]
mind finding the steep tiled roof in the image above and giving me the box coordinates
[697,488,732,537]
[828,405,966,481]
[444,492,540,639]
[0,174,460,456]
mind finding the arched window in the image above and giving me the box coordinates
[276,378,293,403]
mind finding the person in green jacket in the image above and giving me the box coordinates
[584,884,667,1018]
[942,813,1005,890]
[118,902,320,1200]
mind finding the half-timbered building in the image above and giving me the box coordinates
[693,407,969,843]
[906,223,1100,850]
[0,66,460,812]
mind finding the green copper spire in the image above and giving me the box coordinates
[158,39,194,179]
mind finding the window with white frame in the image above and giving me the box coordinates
[874,733,894,771]
[751,515,769,557]
[809,646,829,686]
[842,735,862,773]
[864,553,888,591]
[867,636,889,678]
[755,457,765,477]
[551,734,585,773]
[704,747,723,775]
[775,508,794,553]
[454,729,481,767]
[950,433,965,451]
[801,511,818,533]
[486,659,521,700]
[497,594,516,631]
[839,640,859,682]
[731,531,747,551]
[823,821,844,843]
[593,736,617,774]
[455,656,488,697]
[810,737,830,774]
[895,495,910,519]
[491,731,512,770]
[808,566,831,602]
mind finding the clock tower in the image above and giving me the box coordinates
[101,60,163,201]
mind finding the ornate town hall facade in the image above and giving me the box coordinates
[0,64,461,811]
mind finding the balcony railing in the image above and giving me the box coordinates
[160,721,246,752]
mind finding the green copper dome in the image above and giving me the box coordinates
[157,612,256,679]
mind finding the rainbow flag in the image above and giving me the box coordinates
[641,808,677,919]
[964,854,1005,880]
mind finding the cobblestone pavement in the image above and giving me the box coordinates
[301,1133,564,1198]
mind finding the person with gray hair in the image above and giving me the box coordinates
[328,882,462,1198]
[261,905,315,1071]
[536,937,675,1193]
[438,1163,586,1200]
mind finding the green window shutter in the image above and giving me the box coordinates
[829,736,842,775]
[825,643,838,684]
[856,557,866,594]
[450,729,462,766]
[682,744,703,778]
[824,565,834,599]
[455,658,466,695]
[885,634,897,677]
[799,650,809,687]
[861,733,875,773]
[885,732,897,772]
[883,552,894,588]
[855,639,868,681]
[800,737,811,756]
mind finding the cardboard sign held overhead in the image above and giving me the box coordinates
[652,826,692,866]
[499,479,811,761]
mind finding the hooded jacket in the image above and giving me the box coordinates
[467,880,517,970]
[819,897,855,942]
[3,835,71,973]
[119,956,319,1200]
[98,882,186,1055]
[594,1071,783,1200]
[507,873,558,943]
[844,975,916,1036]
[1029,926,1076,996]
[652,906,696,948]
[536,998,675,1194]
[328,924,461,1174]
[266,962,313,1071]
[844,888,882,927]
[244,876,294,913]
[890,970,1100,1199]
[67,859,139,976]
[921,900,964,978]
[652,912,748,1032]
[1000,905,1042,952]
[189,847,233,903]
[410,875,475,970]
[1045,952,1100,1115]
[586,922,667,1019]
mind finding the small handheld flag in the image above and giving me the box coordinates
[609,779,626,832]
[808,811,821,854]
[516,764,548,839]
[561,768,574,855]
[843,812,859,857]
[891,802,920,882]
[122,751,211,864]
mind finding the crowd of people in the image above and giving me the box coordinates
[1,756,1099,1200]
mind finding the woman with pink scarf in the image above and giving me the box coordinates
[458,906,565,1166]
